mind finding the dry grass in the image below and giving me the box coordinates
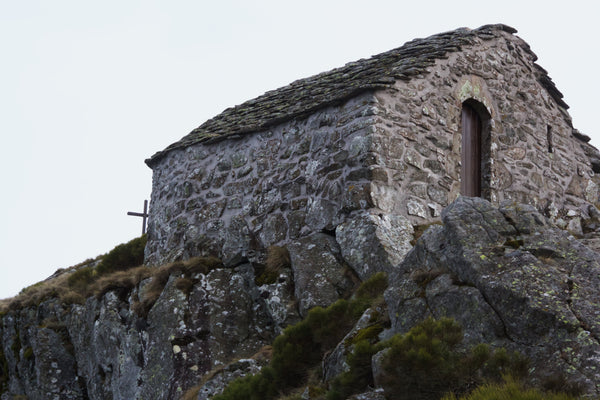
[0,299,10,313]
[181,385,202,400]
[92,266,153,300]
[251,345,273,363]
[411,221,443,245]
[132,257,223,317]
[411,268,446,288]
[256,245,291,285]
[1,256,223,315]
[4,270,75,312]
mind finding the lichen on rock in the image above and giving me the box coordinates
[385,196,600,395]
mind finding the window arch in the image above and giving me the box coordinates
[460,100,491,198]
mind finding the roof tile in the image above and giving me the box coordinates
[146,24,566,167]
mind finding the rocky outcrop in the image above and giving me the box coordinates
[3,197,600,399]
[383,197,600,395]
[0,264,279,400]
[336,213,414,280]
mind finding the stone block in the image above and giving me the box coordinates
[198,200,226,220]
[287,210,306,239]
[336,212,414,280]
[287,233,356,316]
[427,185,448,206]
[306,197,338,231]
[407,199,427,218]
[258,213,287,246]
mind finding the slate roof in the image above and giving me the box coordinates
[146,24,568,167]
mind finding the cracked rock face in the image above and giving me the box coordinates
[384,196,600,396]
[336,212,414,280]
[4,197,600,399]
[197,358,266,400]
[287,233,357,317]
[0,264,278,400]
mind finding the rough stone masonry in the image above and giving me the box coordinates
[144,24,600,272]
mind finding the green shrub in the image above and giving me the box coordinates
[349,272,388,316]
[353,272,387,301]
[66,235,147,296]
[95,235,147,275]
[269,298,366,389]
[63,235,148,299]
[213,366,278,400]
[378,317,465,399]
[327,339,378,400]
[214,273,389,400]
[67,267,96,296]
[326,318,532,400]
[377,318,529,400]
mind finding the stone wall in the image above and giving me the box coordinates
[145,30,598,266]
[368,31,597,228]
[145,93,377,265]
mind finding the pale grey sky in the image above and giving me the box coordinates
[1,1,598,298]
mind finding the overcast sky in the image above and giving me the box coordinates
[1,1,598,299]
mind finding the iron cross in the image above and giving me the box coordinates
[127,200,149,235]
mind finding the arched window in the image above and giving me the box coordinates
[461,100,491,198]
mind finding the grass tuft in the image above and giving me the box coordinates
[0,234,223,316]
[255,246,291,285]
[441,376,579,400]
[411,221,443,245]
[133,257,223,317]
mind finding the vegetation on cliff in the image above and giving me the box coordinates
[1,235,148,311]
[211,272,388,400]
[2,198,599,399]
[0,235,224,317]
[209,276,578,400]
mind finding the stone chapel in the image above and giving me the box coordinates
[143,24,600,271]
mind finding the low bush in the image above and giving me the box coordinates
[213,272,389,400]
[64,236,148,300]
[327,339,378,400]
[67,267,96,297]
[95,235,147,275]
[326,317,532,400]
[377,318,529,400]
[66,235,148,298]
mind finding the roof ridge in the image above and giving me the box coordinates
[146,24,562,167]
